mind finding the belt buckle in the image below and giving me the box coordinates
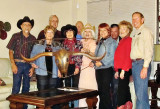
[136,58,142,61]
[15,59,26,63]
[132,58,142,62]
[20,60,24,63]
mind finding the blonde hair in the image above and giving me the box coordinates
[44,25,55,34]
[81,23,96,39]
[119,20,133,34]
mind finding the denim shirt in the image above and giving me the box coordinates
[95,37,117,69]
[30,41,60,78]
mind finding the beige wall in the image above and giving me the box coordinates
[88,0,157,40]
[0,0,88,58]
[52,0,88,30]
[52,0,73,30]
[0,0,53,58]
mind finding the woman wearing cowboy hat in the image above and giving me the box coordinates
[61,24,83,88]
[78,23,99,108]
[60,24,83,108]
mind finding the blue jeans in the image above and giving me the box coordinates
[132,60,151,109]
[12,62,31,109]
[12,62,31,94]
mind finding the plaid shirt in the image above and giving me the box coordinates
[7,31,36,59]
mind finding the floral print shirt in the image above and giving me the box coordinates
[63,38,83,68]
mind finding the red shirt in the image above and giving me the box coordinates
[114,36,132,72]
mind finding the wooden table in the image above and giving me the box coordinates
[148,79,160,109]
[6,88,98,109]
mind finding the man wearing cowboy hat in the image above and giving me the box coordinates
[7,16,36,108]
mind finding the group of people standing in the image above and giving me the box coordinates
[7,11,153,109]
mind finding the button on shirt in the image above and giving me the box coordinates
[130,24,154,68]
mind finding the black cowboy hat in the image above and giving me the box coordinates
[61,24,77,38]
[17,16,34,29]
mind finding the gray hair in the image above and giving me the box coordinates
[49,15,59,22]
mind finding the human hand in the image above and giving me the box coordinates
[120,70,125,79]
[140,67,148,79]
[89,62,94,67]
[58,69,62,78]
[74,68,79,75]
[29,67,34,77]
[114,72,119,79]
[95,61,102,67]
[11,64,18,74]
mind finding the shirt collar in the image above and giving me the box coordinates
[116,37,120,43]
[44,40,54,48]
[136,24,144,34]
[20,31,31,39]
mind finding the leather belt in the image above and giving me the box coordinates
[14,59,26,63]
[132,58,142,62]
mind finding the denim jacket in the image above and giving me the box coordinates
[95,37,117,69]
[30,40,60,78]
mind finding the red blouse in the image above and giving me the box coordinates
[114,36,132,72]
[63,38,82,68]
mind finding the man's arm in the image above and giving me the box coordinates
[141,29,153,79]
[9,49,18,74]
